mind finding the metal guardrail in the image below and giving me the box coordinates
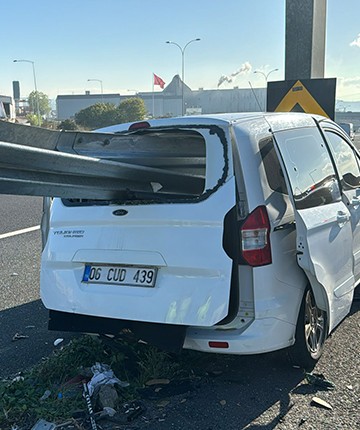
[0,121,203,199]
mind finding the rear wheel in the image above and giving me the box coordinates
[289,287,327,369]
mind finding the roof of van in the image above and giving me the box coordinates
[97,112,327,134]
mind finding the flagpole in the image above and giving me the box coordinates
[152,73,155,118]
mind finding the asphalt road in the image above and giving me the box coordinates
[1,135,360,428]
[0,195,74,377]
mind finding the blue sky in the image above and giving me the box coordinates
[1,0,359,106]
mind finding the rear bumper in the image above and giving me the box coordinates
[48,310,187,353]
[183,317,296,355]
[49,309,296,355]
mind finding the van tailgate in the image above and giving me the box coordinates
[41,179,236,327]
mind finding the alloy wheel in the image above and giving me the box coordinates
[304,289,326,355]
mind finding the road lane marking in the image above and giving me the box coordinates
[0,225,40,240]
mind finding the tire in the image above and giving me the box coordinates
[289,287,327,369]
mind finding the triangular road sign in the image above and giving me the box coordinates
[290,103,305,113]
[274,80,329,117]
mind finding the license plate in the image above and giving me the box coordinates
[82,264,157,287]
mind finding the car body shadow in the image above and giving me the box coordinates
[157,349,305,430]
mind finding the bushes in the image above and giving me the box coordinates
[74,103,118,129]
[57,119,78,130]
[74,98,147,130]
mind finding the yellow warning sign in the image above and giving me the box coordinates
[267,78,336,120]
[274,80,328,117]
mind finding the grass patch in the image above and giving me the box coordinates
[0,336,106,428]
[0,335,203,429]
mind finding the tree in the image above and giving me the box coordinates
[74,103,118,129]
[116,97,147,123]
[74,98,147,130]
[28,91,51,117]
[26,113,41,126]
[57,119,78,130]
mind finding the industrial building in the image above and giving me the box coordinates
[0,95,16,120]
[55,75,360,129]
[56,93,122,120]
[56,75,266,120]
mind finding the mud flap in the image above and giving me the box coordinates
[49,310,187,353]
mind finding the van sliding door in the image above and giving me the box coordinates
[272,126,355,332]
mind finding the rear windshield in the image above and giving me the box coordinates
[62,125,228,206]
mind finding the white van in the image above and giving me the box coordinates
[339,122,355,141]
[40,112,360,368]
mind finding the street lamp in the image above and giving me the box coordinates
[87,79,104,102]
[254,68,279,83]
[166,38,201,115]
[13,59,41,125]
[253,68,278,111]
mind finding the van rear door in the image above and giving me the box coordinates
[41,123,237,328]
[271,119,355,331]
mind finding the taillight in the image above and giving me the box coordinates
[240,206,272,266]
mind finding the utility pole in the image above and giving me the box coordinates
[285,0,327,80]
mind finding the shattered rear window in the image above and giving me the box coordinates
[62,125,228,206]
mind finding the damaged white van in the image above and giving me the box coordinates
[40,112,360,368]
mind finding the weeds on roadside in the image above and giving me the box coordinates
[0,335,107,428]
[0,334,201,429]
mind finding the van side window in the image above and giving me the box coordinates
[324,131,360,190]
[274,128,341,210]
[259,137,288,194]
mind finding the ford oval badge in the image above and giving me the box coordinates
[113,209,128,216]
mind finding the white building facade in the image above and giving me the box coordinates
[0,95,16,120]
[56,76,266,121]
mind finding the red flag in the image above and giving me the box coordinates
[154,73,165,89]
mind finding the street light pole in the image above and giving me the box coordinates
[254,68,279,82]
[87,79,104,103]
[166,38,200,115]
[13,59,41,125]
[253,68,279,111]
